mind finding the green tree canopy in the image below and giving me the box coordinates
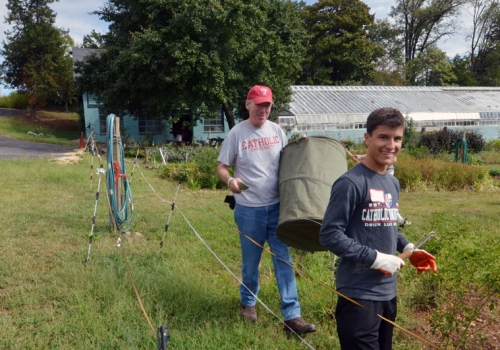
[82,29,105,49]
[368,18,406,85]
[76,0,308,128]
[298,0,384,85]
[450,54,479,86]
[1,0,72,118]
[409,46,457,85]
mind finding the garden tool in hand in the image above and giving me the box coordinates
[399,231,438,274]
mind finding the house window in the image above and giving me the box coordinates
[99,110,107,135]
[87,94,103,108]
[139,115,162,134]
[204,109,225,133]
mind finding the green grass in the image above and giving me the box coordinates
[0,110,81,145]
[0,154,499,349]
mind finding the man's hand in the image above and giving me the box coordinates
[371,251,405,276]
[409,249,437,274]
[228,177,243,194]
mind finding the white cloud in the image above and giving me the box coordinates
[50,1,109,45]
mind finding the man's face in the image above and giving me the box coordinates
[246,101,272,127]
[364,124,404,172]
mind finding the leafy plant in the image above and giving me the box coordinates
[419,128,486,155]
[161,146,223,190]
[403,117,418,150]
[488,169,500,177]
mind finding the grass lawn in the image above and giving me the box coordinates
[0,153,499,349]
[0,110,81,145]
[1,112,499,349]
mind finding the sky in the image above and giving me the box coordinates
[0,0,473,96]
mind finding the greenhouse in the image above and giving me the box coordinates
[279,86,500,141]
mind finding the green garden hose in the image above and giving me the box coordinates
[106,114,134,232]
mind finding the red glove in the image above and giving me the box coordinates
[409,249,437,274]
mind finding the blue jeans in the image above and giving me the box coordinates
[234,202,301,321]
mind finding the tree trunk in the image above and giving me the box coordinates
[30,103,37,120]
[222,102,235,129]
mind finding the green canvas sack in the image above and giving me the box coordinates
[277,136,348,252]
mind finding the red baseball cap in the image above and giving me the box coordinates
[247,85,273,104]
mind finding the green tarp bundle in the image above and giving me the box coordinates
[277,136,348,252]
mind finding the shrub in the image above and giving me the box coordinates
[485,139,500,151]
[423,219,500,349]
[0,92,29,109]
[161,146,223,190]
[419,128,456,154]
[488,169,500,177]
[466,130,486,153]
[419,128,486,155]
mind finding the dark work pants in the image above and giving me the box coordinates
[335,296,397,350]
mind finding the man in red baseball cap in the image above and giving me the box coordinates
[216,85,317,335]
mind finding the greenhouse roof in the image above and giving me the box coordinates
[287,86,500,124]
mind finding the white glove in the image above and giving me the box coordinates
[371,251,405,276]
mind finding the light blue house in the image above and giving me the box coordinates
[73,48,228,144]
[74,48,500,143]
[81,91,228,144]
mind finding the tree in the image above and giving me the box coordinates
[390,0,465,84]
[298,0,384,85]
[82,29,105,49]
[1,0,72,118]
[468,2,500,84]
[367,18,406,85]
[52,35,76,111]
[76,0,308,129]
[450,54,479,85]
[467,0,500,73]
[408,46,457,85]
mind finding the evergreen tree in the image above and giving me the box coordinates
[298,0,384,85]
[1,0,71,118]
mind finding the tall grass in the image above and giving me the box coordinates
[0,154,499,349]
[395,153,492,191]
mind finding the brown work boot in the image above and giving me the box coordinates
[284,317,317,334]
[240,303,257,322]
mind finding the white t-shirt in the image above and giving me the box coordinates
[218,120,288,207]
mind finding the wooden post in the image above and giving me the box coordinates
[113,116,122,211]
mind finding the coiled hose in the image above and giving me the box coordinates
[106,114,134,232]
